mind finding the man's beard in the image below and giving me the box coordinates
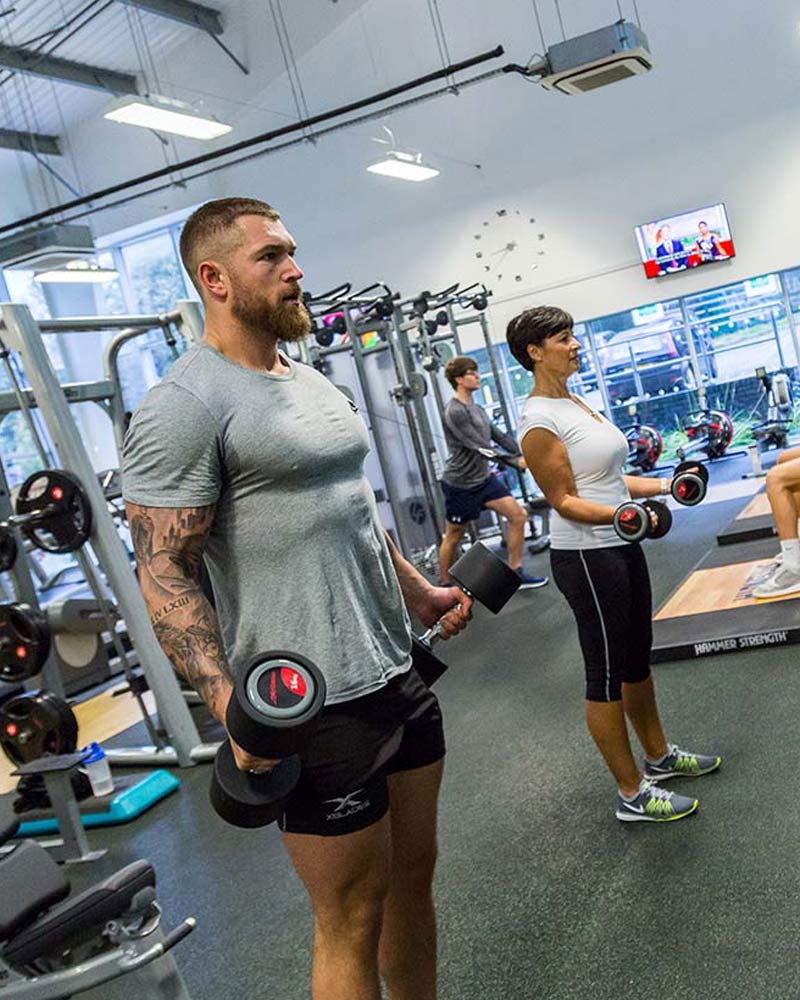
[230,281,311,343]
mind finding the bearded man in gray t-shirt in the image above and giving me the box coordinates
[122,197,471,1000]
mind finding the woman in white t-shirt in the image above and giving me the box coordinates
[506,305,721,823]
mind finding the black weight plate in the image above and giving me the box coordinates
[411,637,448,688]
[0,528,17,573]
[0,690,78,766]
[16,469,92,554]
[0,604,50,683]
[228,650,327,756]
[673,460,709,485]
[209,743,301,828]
[449,542,520,614]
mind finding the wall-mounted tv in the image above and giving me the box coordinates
[635,203,734,279]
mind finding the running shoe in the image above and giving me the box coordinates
[752,564,800,599]
[644,743,721,781]
[516,571,549,590]
[616,778,698,823]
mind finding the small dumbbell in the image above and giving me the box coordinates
[671,461,709,507]
[209,651,327,828]
[613,499,673,543]
[413,542,522,687]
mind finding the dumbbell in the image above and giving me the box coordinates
[209,651,327,828]
[671,461,709,507]
[413,542,522,687]
[613,500,673,543]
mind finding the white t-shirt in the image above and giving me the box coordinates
[518,396,630,550]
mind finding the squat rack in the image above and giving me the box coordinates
[0,302,213,768]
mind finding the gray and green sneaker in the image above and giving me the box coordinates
[644,743,721,781]
[616,778,698,823]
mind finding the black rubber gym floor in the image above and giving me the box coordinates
[67,455,799,1000]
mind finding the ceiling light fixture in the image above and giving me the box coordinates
[34,260,119,284]
[367,149,440,182]
[103,94,232,141]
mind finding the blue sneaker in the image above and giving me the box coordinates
[515,570,548,590]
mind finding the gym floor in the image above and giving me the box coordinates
[72,452,796,1000]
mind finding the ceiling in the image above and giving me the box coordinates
[3,0,800,233]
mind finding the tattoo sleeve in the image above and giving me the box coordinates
[126,501,232,724]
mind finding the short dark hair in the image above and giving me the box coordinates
[179,197,281,296]
[444,355,478,389]
[506,306,574,372]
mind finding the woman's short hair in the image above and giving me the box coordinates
[444,355,478,389]
[506,306,574,372]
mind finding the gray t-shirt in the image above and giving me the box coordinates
[121,343,412,705]
[441,398,521,488]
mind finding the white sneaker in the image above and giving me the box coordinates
[753,564,800,599]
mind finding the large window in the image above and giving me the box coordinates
[119,232,187,314]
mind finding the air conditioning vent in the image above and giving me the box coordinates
[539,21,654,95]
[0,224,96,271]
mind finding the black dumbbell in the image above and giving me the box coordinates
[413,542,522,687]
[209,651,327,828]
[613,499,673,543]
[671,461,709,507]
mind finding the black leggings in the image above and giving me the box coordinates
[550,544,652,702]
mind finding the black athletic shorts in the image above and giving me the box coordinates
[277,666,445,837]
[441,473,511,525]
[550,543,652,702]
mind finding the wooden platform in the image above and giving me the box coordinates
[652,537,800,662]
[0,684,155,795]
[716,489,777,546]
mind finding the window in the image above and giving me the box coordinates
[120,232,187,314]
[2,270,51,320]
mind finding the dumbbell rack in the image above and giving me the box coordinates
[0,302,216,769]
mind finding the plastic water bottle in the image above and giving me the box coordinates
[81,742,114,797]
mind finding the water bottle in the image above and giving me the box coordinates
[81,742,114,797]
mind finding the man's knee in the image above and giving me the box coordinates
[766,465,786,492]
[391,842,438,894]
[314,878,389,940]
[505,502,528,527]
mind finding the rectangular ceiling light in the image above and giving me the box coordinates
[104,94,232,141]
[367,150,439,182]
[35,262,119,284]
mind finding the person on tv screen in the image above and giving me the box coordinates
[654,224,688,274]
[692,220,728,263]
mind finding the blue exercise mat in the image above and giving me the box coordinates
[16,769,180,836]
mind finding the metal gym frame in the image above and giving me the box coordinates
[0,301,213,768]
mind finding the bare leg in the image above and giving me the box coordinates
[438,522,466,581]
[775,448,800,522]
[283,817,391,1000]
[585,700,641,798]
[765,455,800,539]
[622,674,669,761]
[379,760,443,1000]
[484,496,528,571]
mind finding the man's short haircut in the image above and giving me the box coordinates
[506,305,574,372]
[444,355,479,389]
[179,197,281,296]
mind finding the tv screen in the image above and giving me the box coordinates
[635,203,734,279]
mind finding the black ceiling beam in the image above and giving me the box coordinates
[0,128,61,156]
[115,0,223,35]
[0,42,138,94]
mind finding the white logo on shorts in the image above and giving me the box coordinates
[323,789,371,822]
